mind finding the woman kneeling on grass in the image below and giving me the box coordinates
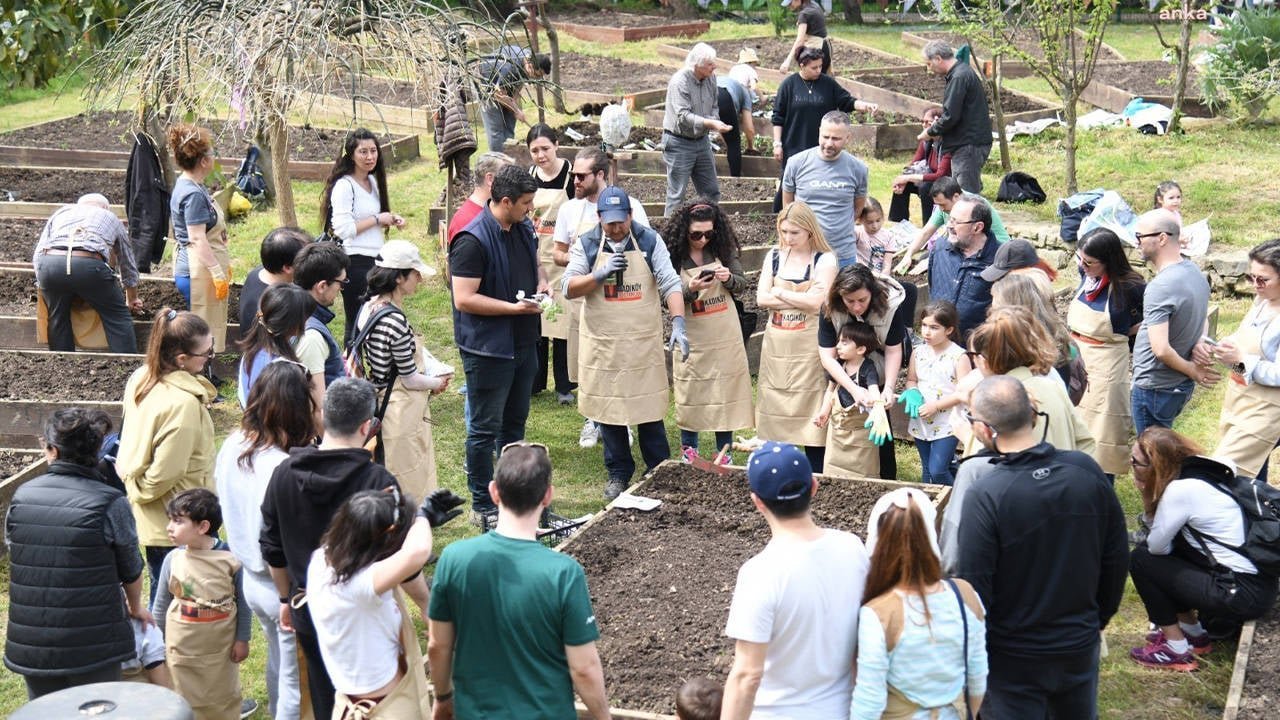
[1128,428,1279,671]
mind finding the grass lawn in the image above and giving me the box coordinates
[0,12,1275,717]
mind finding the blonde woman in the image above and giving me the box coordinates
[755,201,837,470]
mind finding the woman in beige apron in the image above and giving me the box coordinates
[663,201,754,462]
[755,202,838,469]
[1069,229,1147,476]
[1213,240,1280,479]
[167,123,231,351]
[161,544,244,720]
[355,240,445,500]
[527,126,575,400]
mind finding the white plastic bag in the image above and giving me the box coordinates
[1181,218,1211,257]
[1078,190,1138,245]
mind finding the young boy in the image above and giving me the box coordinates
[676,677,723,720]
[151,488,250,720]
[813,320,883,478]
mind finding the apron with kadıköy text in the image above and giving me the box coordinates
[1215,302,1280,478]
[189,201,230,352]
[673,263,755,433]
[164,547,242,720]
[577,238,669,426]
[381,333,439,501]
[532,185,572,340]
[331,590,430,720]
[755,257,827,447]
[1067,289,1133,475]
[824,396,880,479]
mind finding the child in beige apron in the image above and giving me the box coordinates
[1215,305,1280,478]
[756,250,827,448]
[824,399,880,479]
[164,548,243,720]
[674,264,756,445]
[1067,291,1134,475]
[578,238,669,427]
[331,591,430,720]
[190,203,230,352]
[380,334,439,501]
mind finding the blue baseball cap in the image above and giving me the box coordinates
[747,441,813,501]
[597,186,633,224]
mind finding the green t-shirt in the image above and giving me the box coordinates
[428,531,599,719]
[927,205,1012,244]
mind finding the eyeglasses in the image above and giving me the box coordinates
[688,230,713,241]
[1246,273,1275,286]
[502,440,549,455]
[963,409,988,426]
[270,357,309,374]
[1130,454,1150,468]
[1075,252,1098,268]
[331,276,350,288]
[947,218,979,228]
[188,347,216,359]
[1134,231,1166,241]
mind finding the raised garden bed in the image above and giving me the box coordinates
[0,350,138,402]
[557,121,667,150]
[1082,60,1212,118]
[502,144,781,183]
[0,219,48,263]
[0,449,48,557]
[899,29,1124,64]
[702,35,911,75]
[539,9,709,43]
[852,69,1045,114]
[1226,603,1280,719]
[0,167,125,205]
[0,450,40,481]
[555,53,674,106]
[562,461,944,717]
[0,267,241,319]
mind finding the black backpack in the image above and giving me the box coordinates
[1184,460,1280,578]
[235,145,268,199]
[996,171,1046,204]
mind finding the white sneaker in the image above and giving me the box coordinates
[579,418,600,448]
[628,426,635,446]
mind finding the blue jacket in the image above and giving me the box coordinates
[306,304,346,385]
[452,207,539,359]
[928,230,999,341]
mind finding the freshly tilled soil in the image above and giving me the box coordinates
[0,219,48,262]
[851,70,1046,114]
[0,351,138,401]
[0,449,41,479]
[0,167,126,205]
[0,272,241,320]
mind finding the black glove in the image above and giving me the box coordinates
[417,489,466,527]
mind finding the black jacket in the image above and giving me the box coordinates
[125,131,170,273]
[259,445,398,590]
[5,462,137,676]
[927,61,992,153]
[954,442,1129,657]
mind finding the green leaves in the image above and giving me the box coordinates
[1200,8,1280,121]
[0,0,135,90]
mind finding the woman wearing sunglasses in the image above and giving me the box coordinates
[117,309,218,602]
[662,200,753,465]
[1208,238,1280,480]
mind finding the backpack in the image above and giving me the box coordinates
[996,171,1046,204]
[1057,189,1104,243]
[1185,464,1280,578]
[343,303,404,418]
[235,145,268,200]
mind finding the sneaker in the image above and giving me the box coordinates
[1144,629,1213,656]
[716,452,732,466]
[628,426,635,446]
[468,509,498,531]
[681,446,700,464]
[1129,640,1199,671]
[240,698,258,719]
[604,478,628,501]
[579,419,600,448]
[556,391,575,405]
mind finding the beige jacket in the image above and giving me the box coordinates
[1008,366,1097,456]
[118,367,217,546]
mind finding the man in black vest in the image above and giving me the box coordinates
[5,408,149,699]
[450,164,547,525]
[294,241,351,390]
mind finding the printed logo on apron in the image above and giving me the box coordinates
[691,294,729,316]
[603,275,644,302]
[770,309,808,330]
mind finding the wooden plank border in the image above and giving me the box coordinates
[1222,619,1256,720]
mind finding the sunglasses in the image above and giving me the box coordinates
[502,440,549,454]
[1075,252,1098,268]
[270,357,309,374]
[331,276,351,288]
[1130,454,1150,468]
[571,172,597,181]
[963,409,988,426]
[1246,274,1275,286]
[688,230,713,241]
[1134,231,1166,241]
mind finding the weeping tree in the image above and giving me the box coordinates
[83,0,519,226]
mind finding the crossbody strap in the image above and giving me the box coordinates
[946,578,972,720]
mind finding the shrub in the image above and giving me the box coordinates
[1200,8,1280,121]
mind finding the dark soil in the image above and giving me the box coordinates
[1238,603,1280,719]
[0,112,395,162]
[0,219,48,262]
[558,121,666,149]
[338,75,423,108]
[566,462,937,715]
[558,53,675,95]
[910,30,1123,63]
[0,450,41,479]
[619,175,776,205]
[729,213,774,249]
[0,272,241,320]
[704,36,904,71]
[551,7,698,27]
[1090,60,1201,98]
[0,351,137,401]
[852,70,1046,114]
[0,167,125,205]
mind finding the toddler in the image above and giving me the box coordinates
[151,488,250,720]
[676,677,724,720]
[815,320,883,478]
[901,301,971,485]
[855,198,897,273]
[1154,180,1182,224]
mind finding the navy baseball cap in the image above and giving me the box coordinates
[597,186,633,224]
[747,441,813,501]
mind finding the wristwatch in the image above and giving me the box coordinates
[1234,361,1246,375]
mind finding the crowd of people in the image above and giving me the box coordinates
[7,20,1280,720]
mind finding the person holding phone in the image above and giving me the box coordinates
[662,201,754,464]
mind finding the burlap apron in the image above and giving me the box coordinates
[755,274,827,447]
[577,239,669,426]
[673,264,755,433]
[190,203,230,352]
[561,204,596,384]
[36,291,109,349]
[1067,291,1133,475]
[1215,304,1280,478]
[331,591,429,720]
[382,334,438,500]
[533,186,571,340]
[882,686,966,720]
[824,397,879,479]
[165,548,242,720]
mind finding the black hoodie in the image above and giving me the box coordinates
[259,445,398,589]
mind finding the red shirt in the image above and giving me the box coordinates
[446,199,484,245]
[908,140,954,183]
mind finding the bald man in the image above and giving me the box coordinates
[33,193,142,353]
[1131,209,1216,435]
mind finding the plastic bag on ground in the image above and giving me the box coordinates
[1078,190,1138,245]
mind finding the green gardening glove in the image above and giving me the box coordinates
[899,388,925,418]
[865,402,893,446]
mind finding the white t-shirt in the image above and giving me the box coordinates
[551,196,652,248]
[1148,477,1257,574]
[306,552,403,695]
[330,175,386,257]
[725,528,869,720]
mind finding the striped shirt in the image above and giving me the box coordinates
[33,203,139,287]
[355,302,417,387]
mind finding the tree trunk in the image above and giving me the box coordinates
[539,7,566,114]
[1169,0,1193,133]
[267,119,296,227]
[1063,96,1078,194]
[842,0,863,24]
[254,123,279,201]
[989,54,1011,172]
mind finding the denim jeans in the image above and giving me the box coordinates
[480,102,517,152]
[243,568,300,720]
[662,133,721,216]
[37,254,138,353]
[950,143,991,194]
[462,344,539,511]
[679,429,733,454]
[1131,379,1195,437]
[145,544,174,606]
[914,435,959,486]
[601,420,670,484]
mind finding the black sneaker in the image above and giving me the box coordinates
[603,478,628,501]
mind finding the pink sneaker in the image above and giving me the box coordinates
[1144,629,1213,656]
[1129,640,1199,671]
[716,452,732,466]
[681,446,700,464]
